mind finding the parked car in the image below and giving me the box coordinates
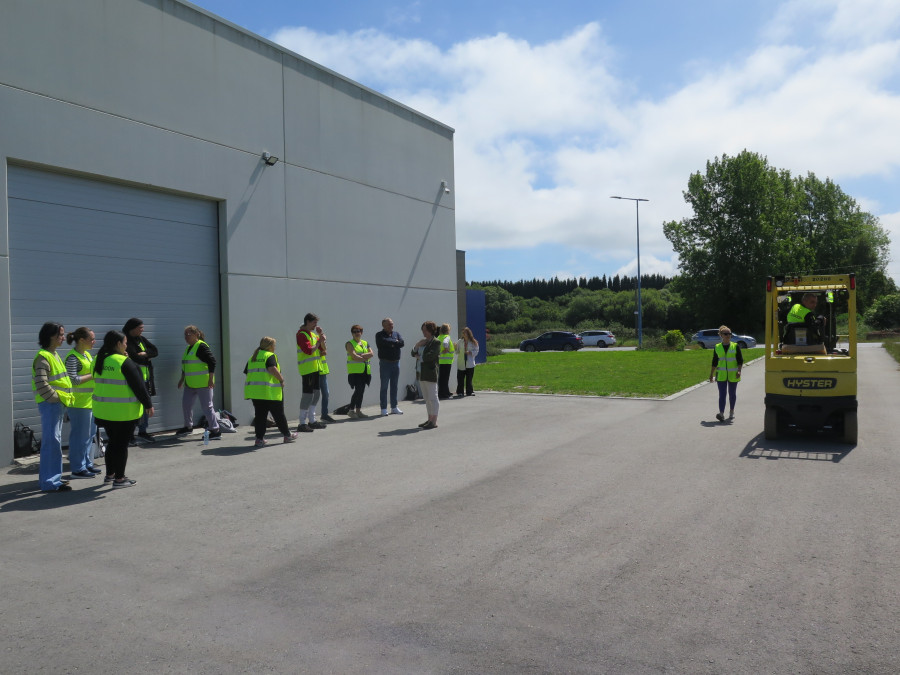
[577,330,616,347]
[691,329,757,349]
[519,331,584,352]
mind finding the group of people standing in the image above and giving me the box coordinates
[31,314,480,492]
[245,315,480,443]
[31,318,221,492]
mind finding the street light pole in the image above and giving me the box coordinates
[611,196,649,349]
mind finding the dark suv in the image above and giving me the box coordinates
[519,331,584,352]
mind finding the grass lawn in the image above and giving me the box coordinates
[476,349,764,398]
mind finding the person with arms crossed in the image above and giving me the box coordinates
[375,317,405,416]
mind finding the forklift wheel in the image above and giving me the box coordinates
[842,410,858,444]
[764,407,778,440]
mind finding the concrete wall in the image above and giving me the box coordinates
[0,0,456,464]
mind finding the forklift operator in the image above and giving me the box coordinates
[787,293,824,326]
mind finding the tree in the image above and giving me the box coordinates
[664,150,892,332]
[481,285,520,324]
[864,294,900,330]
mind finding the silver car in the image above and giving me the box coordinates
[691,329,757,349]
[577,330,617,347]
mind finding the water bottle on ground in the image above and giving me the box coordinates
[203,429,210,445]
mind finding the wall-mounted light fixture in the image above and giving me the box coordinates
[262,152,279,166]
[441,180,450,194]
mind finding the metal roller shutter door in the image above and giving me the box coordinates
[8,165,221,435]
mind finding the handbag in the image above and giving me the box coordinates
[14,422,39,458]
[91,429,107,460]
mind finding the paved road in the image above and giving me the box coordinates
[2,344,898,673]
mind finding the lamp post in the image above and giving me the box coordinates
[611,196,649,349]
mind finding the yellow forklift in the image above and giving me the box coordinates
[764,273,857,443]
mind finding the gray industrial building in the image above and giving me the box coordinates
[0,0,458,465]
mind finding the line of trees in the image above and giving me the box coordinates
[470,274,673,301]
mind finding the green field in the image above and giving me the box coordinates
[476,348,764,398]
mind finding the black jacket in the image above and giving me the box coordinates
[126,336,158,396]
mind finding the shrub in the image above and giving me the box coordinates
[664,329,686,351]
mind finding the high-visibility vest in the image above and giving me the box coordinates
[244,350,282,401]
[715,342,740,382]
[66,349,94,408]
[457,340,467,367]
[297,331,321,375]
[319,353,330,376]
[438,334,456,365]
[182,340,212,388]
[32,349,73,403]
[347,339,371,374]
[137,340,150,381]
[93,354,143,421]
[787,303,811,323]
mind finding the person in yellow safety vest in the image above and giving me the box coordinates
[707,325,743,422]
[786,293,818,323]
[786,292,825,343]
[296,312,327,432]
[244,336,297,448]
[33,322,76,492]
[122,317,158,444]
[345,324,374,418]
[92,330,153,489]
[437,322,456,399]
[177,325,221,439]
[64,326,101,478]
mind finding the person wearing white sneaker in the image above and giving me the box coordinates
[708,325,743,423]
[244,336,294,447]
[296,313,325,432]
[375,318,405,416]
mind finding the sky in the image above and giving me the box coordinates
[189,0,900,284]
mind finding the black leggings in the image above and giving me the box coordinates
[456,367,475,396]
[252,399,290,439]
[348,373,368,409]
[97,419,136,479]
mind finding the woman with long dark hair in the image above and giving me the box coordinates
[33,321,75,491]
[93,331,153,488]
[64,326,100,478]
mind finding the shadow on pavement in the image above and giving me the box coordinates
[0,481,107,511]
[378,428,426,437]
[739,432,855,463]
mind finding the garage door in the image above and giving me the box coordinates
[8,165,221,436]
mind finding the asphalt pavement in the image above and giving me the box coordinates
[1,343,898,674]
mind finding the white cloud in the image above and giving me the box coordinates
[270,1,900,281]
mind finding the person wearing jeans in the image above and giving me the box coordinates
[64,326,101,478]
[33,322,75,492]
[375,318,405,416]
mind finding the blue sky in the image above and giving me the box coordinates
[191,0,900,284]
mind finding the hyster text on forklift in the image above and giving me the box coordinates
[763,273,857,443]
